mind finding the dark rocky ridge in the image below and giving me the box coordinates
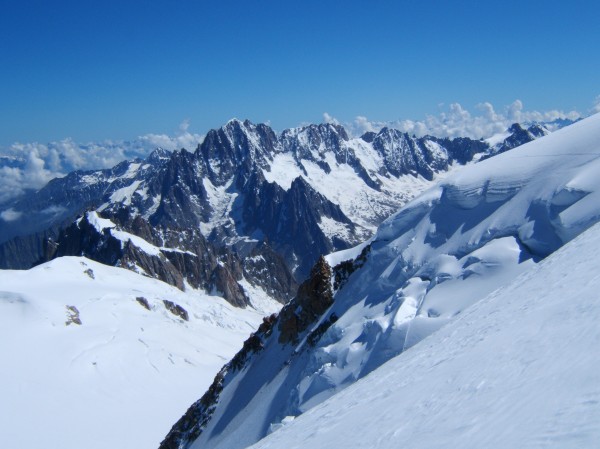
[159,312,279,449]
[481,123,549,160]
[278,256,334,344]
[44,208,297,307]
[158,255,337,449]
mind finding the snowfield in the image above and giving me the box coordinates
[251,220,600,449]
[262,134,453,233]
[0,257,278,449]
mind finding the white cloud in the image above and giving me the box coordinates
[0,167,24,204]
[0,208,23,222]
[353,116,377,134]
[506,99,523,122]
[0,121,205,204]
[40,205,68,216]
[323,112,341,126]
[344,100,583,139]
[592,95,600,114]
[138,120,204,152]
[178,119,190,133]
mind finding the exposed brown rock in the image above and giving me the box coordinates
[163,300,189,321]
[278,256,333,344]
[65,305,82,326]
[135,296,151,310]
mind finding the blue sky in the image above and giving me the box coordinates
[1,0,599,145]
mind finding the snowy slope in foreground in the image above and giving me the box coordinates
[252,221,600,449]
[0,257,278,449]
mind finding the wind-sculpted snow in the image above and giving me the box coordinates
[250,220,600,449]
[168,113,600,449]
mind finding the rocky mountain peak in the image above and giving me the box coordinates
[278,255,333,344]
[527,123,549,138]
[279,122,349,163]
[146,147,172,165]
[370,128,447,180]
[197,119,278,185]
[508,122,526,134]
[360,130,377,143]
[482,122,550,161]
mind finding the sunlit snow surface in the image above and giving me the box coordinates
[262,138,446,234]
[252,221,600,449]
[189,113,600,449]
[0,257,277,449]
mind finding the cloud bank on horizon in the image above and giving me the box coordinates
[0,122,204,204]
[1,99,598,205]
[331,99,590,139]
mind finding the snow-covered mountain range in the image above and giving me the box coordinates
[159,113,600,449]
[0,114,586,449]
[0,120,550,307]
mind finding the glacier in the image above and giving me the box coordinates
[251,218,600,449]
